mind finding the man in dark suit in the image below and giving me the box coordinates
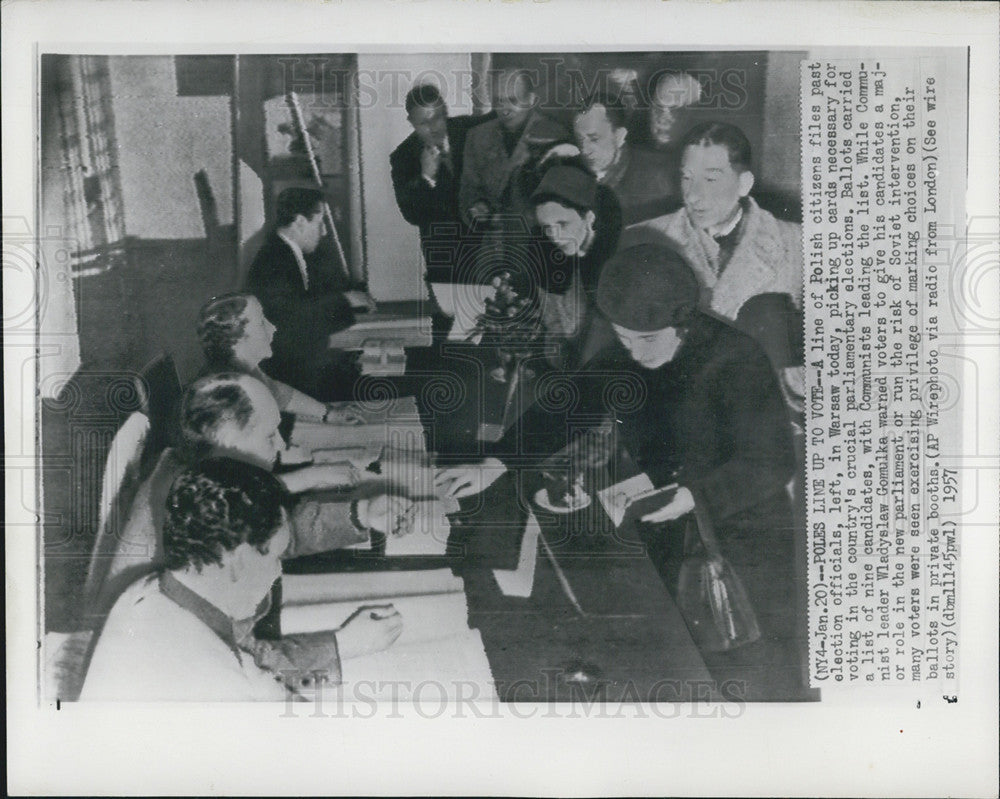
[390,84,489,276]
[245,187,357,400]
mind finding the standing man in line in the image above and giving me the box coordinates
[459,67,569,235]
[572,92,679,226]
[631,121,804,421]
[390,84,492,334]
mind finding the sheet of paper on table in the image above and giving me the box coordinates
[336,632,496,701]
[597,472,655,528]
[492,510,541,598]
[429,283,496,344]
[290,397,425,452]
[282,567,464,605]
[281,570,495,700]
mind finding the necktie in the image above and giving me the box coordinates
[712,225,741,277]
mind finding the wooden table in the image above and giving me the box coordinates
[285,342,713,702]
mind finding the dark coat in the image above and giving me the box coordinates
[245,233,355,389]
[608,312,794,533]
[602,143,681,226]
[390,114,491,275]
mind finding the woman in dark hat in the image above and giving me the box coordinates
[528,154,622,369]
[595,241,806,701]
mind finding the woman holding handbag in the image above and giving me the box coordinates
[594,241,808,701]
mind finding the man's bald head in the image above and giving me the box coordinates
[180,373,282,468]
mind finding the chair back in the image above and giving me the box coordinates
[81,410,150,627]
[138,353,182,475]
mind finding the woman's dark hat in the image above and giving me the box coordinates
[596,242,701,331]
[530,164,597,210]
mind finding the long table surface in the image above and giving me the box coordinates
[284,342,713,701]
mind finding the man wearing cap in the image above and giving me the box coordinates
[572,93,679,226]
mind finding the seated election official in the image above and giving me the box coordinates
[196,293,360,424]
[245,187,358,401]
[81,458,403,701]
[107,374,412,612]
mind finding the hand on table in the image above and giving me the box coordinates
[356,494,415,535]
[336,604,404,659]
[324,405,365,426]
[434,457,507,500]
[640,486,696,524]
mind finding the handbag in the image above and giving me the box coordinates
[675,495,761,652]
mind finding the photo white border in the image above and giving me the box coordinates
[5,1,998,796]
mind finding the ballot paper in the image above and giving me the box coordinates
[282,567,464,605]
[597,473,655,528]
[281,590,470,644]
[337,631,496,702]
[281,573,495,700]
[492,510,541,597]
[291,417,425,452]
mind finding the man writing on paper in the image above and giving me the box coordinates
[82,457,404,701]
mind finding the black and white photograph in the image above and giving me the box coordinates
[5,1,998,796]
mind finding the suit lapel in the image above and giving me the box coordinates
[711,199,781,317]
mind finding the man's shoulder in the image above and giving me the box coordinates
[390,131,420,163]
[247,234,295,280]
[449,113,492,135]
[622,207,689,247]
[464,116,501,145]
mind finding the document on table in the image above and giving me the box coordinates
[282,567,464,605]
[492,510,540,598]
[597,473,655,528]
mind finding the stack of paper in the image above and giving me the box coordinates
[327,315,432,351]
[281,568,495,700]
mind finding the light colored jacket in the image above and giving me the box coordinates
[631,197,803,320]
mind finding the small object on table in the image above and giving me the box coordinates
[534,469,590,514]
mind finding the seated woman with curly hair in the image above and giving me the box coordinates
[197,293,357,424]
